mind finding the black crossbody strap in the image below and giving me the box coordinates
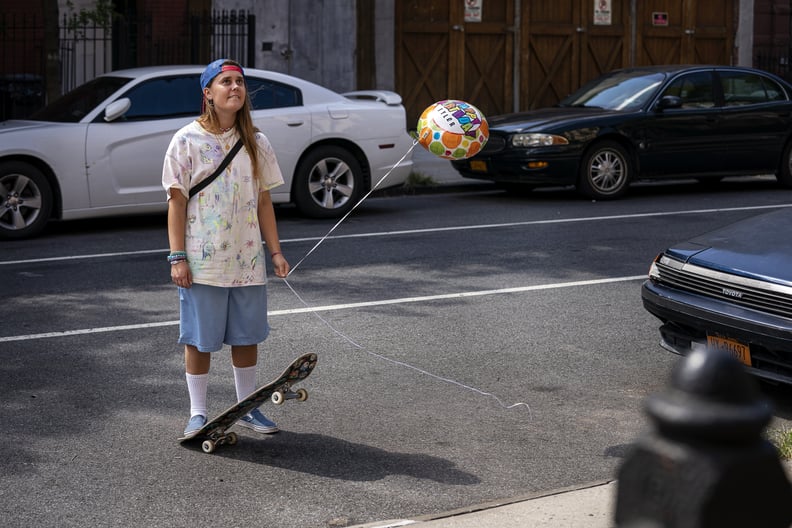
[189,139,244,199]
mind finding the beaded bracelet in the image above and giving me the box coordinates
[167,251,188,264]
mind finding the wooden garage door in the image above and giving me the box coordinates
[520,0,629,110]
[395,0,514,126]
[635,0,735,65]
[396,0,734,119]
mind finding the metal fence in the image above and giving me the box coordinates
[0,9,255,120]
[754,47,792,83]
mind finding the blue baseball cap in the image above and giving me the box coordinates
[200,59,244,90]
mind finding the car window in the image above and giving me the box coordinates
[29,76,131,122]
[719,71,787,106]
[661,72,715,109]
[120,75,201,121]
[559,71,665,111]
[246,77,302,109]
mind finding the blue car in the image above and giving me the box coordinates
[452,65,792,200]
[642,207,792,385]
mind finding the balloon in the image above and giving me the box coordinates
[417,100,489,160]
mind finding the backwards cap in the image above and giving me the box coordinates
[200,59,244,90]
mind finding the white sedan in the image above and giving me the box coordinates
[0,66,414,239]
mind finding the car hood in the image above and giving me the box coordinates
[665,208,792,285]
[487,107,621,133]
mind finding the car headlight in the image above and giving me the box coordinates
[511,133,569,148]
[648,258,661,280]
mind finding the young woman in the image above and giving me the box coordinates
[162,59,290,437]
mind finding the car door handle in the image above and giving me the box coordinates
[286,120,304,127]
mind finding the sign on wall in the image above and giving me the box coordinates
[465,0,482,23]
[594,0,612,25]
[652,12,669,26]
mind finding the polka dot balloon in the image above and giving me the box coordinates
[417,100,489,160]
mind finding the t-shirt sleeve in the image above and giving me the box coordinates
[256,132,285,192]
[162,133,192,200]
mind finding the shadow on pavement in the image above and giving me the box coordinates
[183,430,482,485]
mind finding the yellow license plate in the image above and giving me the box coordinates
[707,335,752,366]
[470,160,487,172]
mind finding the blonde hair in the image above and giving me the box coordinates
[197,60,262,183]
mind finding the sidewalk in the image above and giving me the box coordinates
[350,460,792,528]
[350,480,618,528]
[408,145,491,188]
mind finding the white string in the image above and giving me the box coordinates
[280,140,532,415]
[288,140,419,277]
[282,278,532,415]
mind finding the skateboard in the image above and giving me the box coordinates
[178,352,317,453]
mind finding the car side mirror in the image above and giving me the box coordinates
[104,98,131,122]
[655,95,683,111]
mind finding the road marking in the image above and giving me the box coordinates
[3,202,784,342]
[1,203,789,266]
[0,275,645,343]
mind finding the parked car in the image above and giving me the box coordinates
[452,65,792,200]
[0,66,414,239]
[642,207,792,385]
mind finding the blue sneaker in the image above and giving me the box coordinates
[183,415,206,437]
[238,408,279,434]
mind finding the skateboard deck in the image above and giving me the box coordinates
[178,352,317,453]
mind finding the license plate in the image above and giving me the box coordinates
[470,160,487,172]
[707,334,752,366]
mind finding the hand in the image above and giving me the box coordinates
[171,261,193,288]
[272,253,290,278]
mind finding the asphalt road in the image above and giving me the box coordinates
[3,174,792,527]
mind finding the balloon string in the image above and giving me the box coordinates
[282,277,532,415]
[287,140,419,277]
[281,138,531,414]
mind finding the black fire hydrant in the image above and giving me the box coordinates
[615,347,792,527]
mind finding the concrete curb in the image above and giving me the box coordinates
[347,480,617,528]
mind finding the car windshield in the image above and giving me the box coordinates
[559,71,666,111]
[29,76,131,122]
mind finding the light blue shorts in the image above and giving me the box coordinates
[178,283,270,352]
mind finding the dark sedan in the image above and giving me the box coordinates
[452,65,792,199]
[642,207,792,385]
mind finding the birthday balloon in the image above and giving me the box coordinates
[417,100,488,160]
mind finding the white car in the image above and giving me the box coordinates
[0,66,414,239]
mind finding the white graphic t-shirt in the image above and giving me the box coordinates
[162,121,284,287]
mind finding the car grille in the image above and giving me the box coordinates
[652,255,792,319]
[480,135,506,155]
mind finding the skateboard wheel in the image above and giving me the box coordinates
[296,388,308,402]
[201,440,216,453]
[226,432,238,446]
[271,391,284,405]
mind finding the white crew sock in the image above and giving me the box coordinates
[185,373,209,418]
[233,365,257,402]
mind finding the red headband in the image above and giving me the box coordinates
[201,64,245,113]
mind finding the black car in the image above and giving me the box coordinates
[452,65,792,199]
[641,207,792,385]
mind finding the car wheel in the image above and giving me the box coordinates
[777,141,792,188]
[293,146,364,218]
[0,161,53,240]
[577,140,631,199]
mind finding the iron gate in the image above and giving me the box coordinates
[0,9,255,120]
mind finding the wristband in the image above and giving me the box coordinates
[168,251,188,264]
[271,251,282,258]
